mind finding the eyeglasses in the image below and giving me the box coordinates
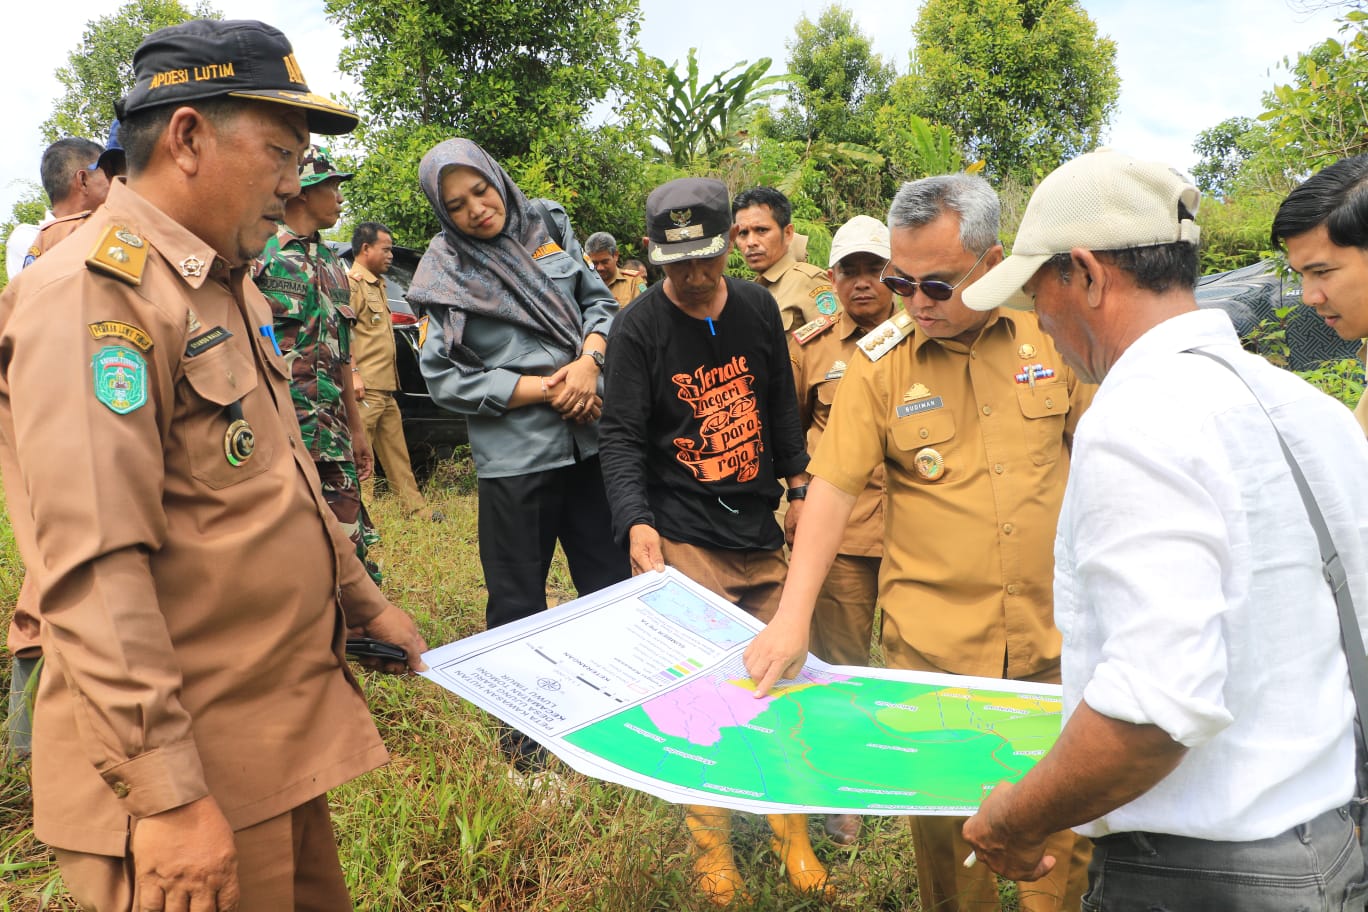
[879,245,991,301]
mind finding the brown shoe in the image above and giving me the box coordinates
[823,813,861,846]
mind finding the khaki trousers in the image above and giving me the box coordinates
[54,795,351,912]
[896,659,1092,912]
[360,389,424,514]
[658,538,787,623]
[809,553,880,666]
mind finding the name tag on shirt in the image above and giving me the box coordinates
[896,396,944,418]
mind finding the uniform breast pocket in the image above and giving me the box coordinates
[175,347,273,489]
[890,409,956,483]
[815,378,840,407]
[1017,379,1068,466]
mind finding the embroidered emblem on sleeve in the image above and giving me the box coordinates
[93,346,149,414]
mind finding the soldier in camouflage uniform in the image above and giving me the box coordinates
[254,145,380,581]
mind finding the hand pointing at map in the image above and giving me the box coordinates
[744,612,809,698]
[746,479,858,697]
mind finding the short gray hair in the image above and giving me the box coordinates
[584,231,618,255]
[888,173,1000,254]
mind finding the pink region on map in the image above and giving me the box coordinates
[642,670,852,747]
[643,676,769,746]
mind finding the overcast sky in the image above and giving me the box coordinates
[0,0,1349,222]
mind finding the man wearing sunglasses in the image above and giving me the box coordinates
[747,172,1094,912]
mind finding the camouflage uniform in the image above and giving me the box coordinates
[255,223,380,580]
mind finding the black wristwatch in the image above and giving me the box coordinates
[582,349,605,369]
[786,484,809,502]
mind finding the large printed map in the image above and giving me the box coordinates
[421,568,1063,815]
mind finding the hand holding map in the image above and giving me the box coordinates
[419,568,1063,815]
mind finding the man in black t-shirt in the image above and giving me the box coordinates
[599,178,830,905]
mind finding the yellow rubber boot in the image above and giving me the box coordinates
[767,813,835,898]
[685,805,748,906]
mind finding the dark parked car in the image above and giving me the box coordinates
[332,242,467,470]
[1196,259,1360,370]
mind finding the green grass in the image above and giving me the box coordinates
[0,460,1032,910]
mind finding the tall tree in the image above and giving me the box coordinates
[326,0,641,161]
[767,5,895,147]
[904,0,1119,184]
[1258,13,1368,169]
[1191,117,1263,198]
[42,0,218,142]
[326,0,646,248]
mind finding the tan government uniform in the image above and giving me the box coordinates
[811,308,1093,912]
[349,261,426,514]
[756,250,836,332]
[27,210,93,263]
[6,208,100,759]
[0,181,390,901]
[6,211,99,659]
[605,267,647,309]
[789,311,884,666]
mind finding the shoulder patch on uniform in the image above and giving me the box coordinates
[92,346,148,414]
[858,311,915,363]
[532,242,564,260]
[85,225,148,287]
[791,314,836,346]
[89,321,153,352]
[813,289,838,316]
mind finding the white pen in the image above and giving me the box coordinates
[963,851,977,868]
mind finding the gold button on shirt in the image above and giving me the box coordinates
[809,310,1094,679]
[348,263,399,392]
[789,310,884,557]
[758,251,835,332]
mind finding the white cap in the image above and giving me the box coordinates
[827,215,890,268]
[962,148,1201,311]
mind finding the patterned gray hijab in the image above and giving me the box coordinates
[407,138,582,370]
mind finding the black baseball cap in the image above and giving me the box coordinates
[117,19,358,135]
[646,178,732,265]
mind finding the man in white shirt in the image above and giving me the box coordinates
[957,148,1368,909]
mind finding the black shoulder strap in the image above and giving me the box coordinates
[531,199,565,249]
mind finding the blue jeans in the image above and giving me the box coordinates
[1082,804,1368,912]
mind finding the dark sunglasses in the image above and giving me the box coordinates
[879,245,991,302]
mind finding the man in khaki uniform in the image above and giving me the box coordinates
[746,174,1093,912]
[788,213,894,848]
[1270,155,1368,437]
[585,231,647,308]
[733,186,837,331]
[348,220,437,518]
[7,127,129,756]
[0,20,426,909]
[24,137,111,265]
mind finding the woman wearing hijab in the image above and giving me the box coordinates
[409,138,630,771]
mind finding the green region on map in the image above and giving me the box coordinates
[564,667,1061,813]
